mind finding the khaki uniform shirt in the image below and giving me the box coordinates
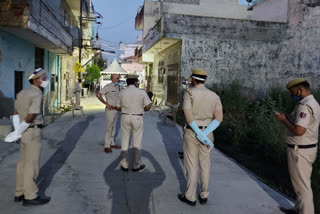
[183,84,222,126]
[15,85,43,125]
[117,85,151,115]
[99,82,120,108]
[286,95,320,145]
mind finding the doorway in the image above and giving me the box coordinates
[14,71,23,98]
[166,64,179,105]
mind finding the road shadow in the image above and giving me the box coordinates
[104,150,165,214]
[156,120,186,193]
[37,115,95,197]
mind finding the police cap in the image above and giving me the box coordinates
[287,78,307,89]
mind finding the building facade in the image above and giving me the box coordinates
[0,0,95,117]
[136,0,320,105]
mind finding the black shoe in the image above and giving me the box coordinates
[132,164,145,172]
[177,193,196,206]
[14,195,24,202]
[22,196,50,206]
[198,195,208,204]
[121,166,129,172]
[279,207,298,214]
[178,152,184,159]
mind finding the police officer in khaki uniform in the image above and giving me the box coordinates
[276,78,320,214]
[74,79,82,107]
[5,68,50,206]
[178,68,223,206]
[96,74,121,153]
[116,74,152,172]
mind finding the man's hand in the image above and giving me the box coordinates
[275,113,286,122]
[106,104,114,110]
[195,132,214,148]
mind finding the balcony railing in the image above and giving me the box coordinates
[0,0,74,54]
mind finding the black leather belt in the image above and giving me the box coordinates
[122,113,143,116]
[29,124,44,129]
[287,144,317,149]
[186,125,207,129]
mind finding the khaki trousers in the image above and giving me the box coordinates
[183,128,213,202]
[75,92,81,107]
[288,146,317,214]
[120,114,143,169]
[105,109,118,148]
[15,127,41,200]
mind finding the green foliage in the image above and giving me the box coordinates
[211,80,320,212]
[96,56,106,71]
[85,64,101,84]
[218,81,250,145]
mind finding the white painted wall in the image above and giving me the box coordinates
[252,0,288,23]
[163,0,252,20]
[142,0,288,39]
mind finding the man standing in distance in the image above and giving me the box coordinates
[96,74,121,153]
[178,68,223,206]
[5,68,51,206]
[275,78,320,214]
[116,74,152,171]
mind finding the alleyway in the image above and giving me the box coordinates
[0,96,293,214]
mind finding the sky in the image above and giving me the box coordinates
[91,0,144,63]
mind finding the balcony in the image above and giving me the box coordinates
[65,26,80,48]
[135,6,144,31]
[0,0,73,54]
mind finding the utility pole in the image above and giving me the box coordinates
[78,0,83,78]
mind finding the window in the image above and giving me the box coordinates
[158,61,165,84]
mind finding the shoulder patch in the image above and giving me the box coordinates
[300,112,307,119]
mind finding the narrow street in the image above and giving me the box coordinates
[0,96,293,214]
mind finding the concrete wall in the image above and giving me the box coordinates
[160,1,320,94]
[61,51,79,106]
[143,1,162,39]
[0,30,34,99]
[163,0,200,4]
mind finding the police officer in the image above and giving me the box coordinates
[75,78,82,107]
[178,68,223,206]
[96,74,122,153]
[116,74,152,172]
[5,68,50,206]
[276,78,320,214]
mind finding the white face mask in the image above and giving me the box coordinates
[40,80,49,88]
[182,85,187,90]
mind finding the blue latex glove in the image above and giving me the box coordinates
[203,120,220,136]
[189,121,214,148]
